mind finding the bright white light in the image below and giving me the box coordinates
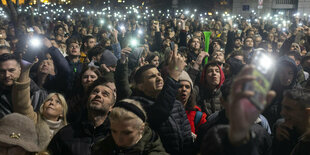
[29,37,42,48]
[138,29,143,35]
[100,19,104,24]
[120,25,125,31]
[185,10,189,15]
[130,38,138,47]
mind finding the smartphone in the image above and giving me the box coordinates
[243,50,276,110]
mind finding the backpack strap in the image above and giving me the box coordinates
[194,111,203,127]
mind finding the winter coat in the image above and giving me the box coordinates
[186,106,207,134]
[0,80,47,119]
[47,113,110,155]
[200,124,272,155]
[92,126,168,155]
[131,77,194,155]
[197,64,225,115]
[264,56,299,128]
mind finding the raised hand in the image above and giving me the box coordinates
[167,44,187,81]
[120,47,132,64]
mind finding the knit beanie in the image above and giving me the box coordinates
[179,71,193,90]
[100,49,118,67]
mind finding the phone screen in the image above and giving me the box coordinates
[243,50,276,110]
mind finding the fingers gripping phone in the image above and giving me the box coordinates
[243,50,276,110]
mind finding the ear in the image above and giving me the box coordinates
[139,123,145,134]
[84,42,87,47]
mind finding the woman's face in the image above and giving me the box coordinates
[82,69,98,89]
[42,95,63,121]
[151,56,159,67]
[110,119,143,148]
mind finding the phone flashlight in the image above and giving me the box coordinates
[129,38,139,48]
[29,37,42,48]
[120,25,125,31]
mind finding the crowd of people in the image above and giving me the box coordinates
[0,2,310,155]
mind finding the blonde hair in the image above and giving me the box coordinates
[109,99,147,129]
[39,93,68,125]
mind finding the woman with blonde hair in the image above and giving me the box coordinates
[92,99,168,155]
[12,60,68,147]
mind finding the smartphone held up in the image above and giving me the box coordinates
[243,49,276,111]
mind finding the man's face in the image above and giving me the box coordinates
[191,38,200,51]
[177,81,192,105]
[206,66,221,88]
[0,60,21,86]
[278,64,294,86]
[213,42,221,51]
[137,68,164,98]
[290,44,299,52]
[247,30,255,38]
[87,85,115,115]
[0,30,7,40]
[234,39,242,48]
[254,37,262,47]
[67,42,81,57]
[281,97,308,133]
[244,38,254,48]
[87,38,97,49]
[212,51,225,64]
[38,59,55,75]
[0,49,10,56]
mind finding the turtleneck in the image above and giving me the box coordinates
[44,117,63,136]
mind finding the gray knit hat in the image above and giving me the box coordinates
[179,71,193,90]
[0,113,41,152]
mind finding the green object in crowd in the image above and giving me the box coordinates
[203,31,212,65]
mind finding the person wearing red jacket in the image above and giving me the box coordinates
[177,71,207,135]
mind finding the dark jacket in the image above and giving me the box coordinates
[200,124,272,155]
[32,47,71,93]
[131,77,194,155]
[47,112,110,155]
[264,56,299,128]
[92,126,168,155]
[0,80,47,118]
[65,56,83,96]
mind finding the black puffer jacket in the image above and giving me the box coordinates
[131,77,193,155]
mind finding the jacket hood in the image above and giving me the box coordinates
[273,56,298,90]
[200,64,225,90]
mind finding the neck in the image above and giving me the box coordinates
[194,49,199,54]
[88,113,107,127]
[37,73,48,88]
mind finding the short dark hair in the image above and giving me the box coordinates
[87,45,105,60]
[66,36,81,47]
[85,78,116,105]
[0,53,19,65]
[134,64,157,84]
[286,51,301,61]
[284,88,310,109]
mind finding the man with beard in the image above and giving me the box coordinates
[242,37,254,59]
[47,80,115,155]
[0,53,46,118]
[211,50,225,68]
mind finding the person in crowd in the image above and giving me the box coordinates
[12,58,67,142]
[145,52,160,67]
[131,48,193,155]
[47,79,115,155]
[177,71,207,135]
[198,62,225,115]
[80,35,97,63]
[0,113,48,155]
[0,46,11,55]
[92,99,168,155]
[0,53,47,118]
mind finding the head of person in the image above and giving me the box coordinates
[246,29,255,38]
[54,25,65,36]
[177,71,194,109]
[0,53,21,87]
[281,88,310,134]
[276,56,298,87]
[230,50,245,64]
[82,35,97,52]
[0,28,7,40]
[40,93,68,124]
[80,27,88,37]
[80,66,102,91]
[244,37,254,49]
[254,35,262,48]
[212,40,222,51]
[109,99,147,148]
[134,65,164,98]
[286,51,302,66]
[211,50,225,65]
[66,37,81,58]
[145,52,160,67]
[267,33,275,42]
[86,80,116,117]
[0,113,42,155]
[290,43,301,54]
[37,56,55,76]
[234,38,242,48]
[188,37,201,51]
[200,62,225,90]
[0,46,11,55]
